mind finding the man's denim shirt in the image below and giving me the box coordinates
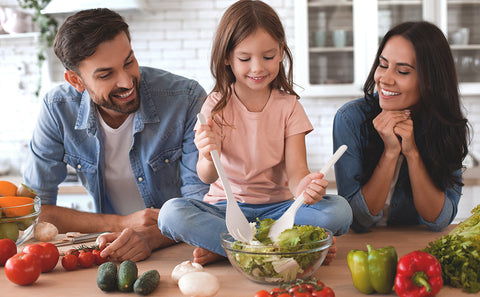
[333,97,461,233]
[24,67,209,214]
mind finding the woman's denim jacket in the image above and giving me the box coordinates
[24,67,209,214]
[333,97,461,232]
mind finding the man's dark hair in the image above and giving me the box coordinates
[53,8,130,72]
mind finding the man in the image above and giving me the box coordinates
[23,8,209,261]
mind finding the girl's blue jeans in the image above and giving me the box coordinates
[158,195,352,256]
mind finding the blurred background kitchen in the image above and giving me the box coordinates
[0,0,479,222]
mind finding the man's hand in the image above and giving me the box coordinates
[96,225,175,262]
[119,208,160,230]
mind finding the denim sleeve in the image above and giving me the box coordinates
[23,96,67,205]
[419,169,462,231]
[179,81,209,200]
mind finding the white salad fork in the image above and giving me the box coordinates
[197,113,254,243]
[268,145,348,243]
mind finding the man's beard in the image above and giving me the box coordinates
[90,77,141,115]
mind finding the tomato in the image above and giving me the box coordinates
[66,248,79,257]
[270,287,286,296]
[92,247,108,265]
[293,291,312,297]
[0,238,17,266]
[4,252,42,285]
[311,286,335,297]
[77,250,95,268]
[61,254,78,270]
[277,294,293,297]
[289,284,312,294]
[254,290,273,297]
[22,242,59,272]
[38,242,59,271]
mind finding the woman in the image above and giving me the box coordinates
[333,21,470,233]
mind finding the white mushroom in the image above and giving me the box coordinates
[34,222,58,242]
[178,271,220,297]
[171,260,204,284]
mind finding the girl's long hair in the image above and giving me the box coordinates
[209,0,297,120]
[360,21,470,190]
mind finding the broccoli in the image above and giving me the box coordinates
[424,204,480,293]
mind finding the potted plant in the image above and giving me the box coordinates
[17,0,58,97]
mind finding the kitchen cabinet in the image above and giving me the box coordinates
[294,0,480,98]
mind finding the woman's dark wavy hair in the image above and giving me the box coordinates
[360,21,470,190]
[53,8,130,73]
[209,0,297,121]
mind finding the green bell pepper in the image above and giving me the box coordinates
[347,244,397,294]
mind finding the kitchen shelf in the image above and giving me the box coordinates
[295,0,480,97]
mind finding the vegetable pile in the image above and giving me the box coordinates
[423,204,480,293]
[97,260,160,295]
[228,218,329,283]
[4,242,60,285]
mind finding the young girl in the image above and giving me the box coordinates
[159,0,352,265]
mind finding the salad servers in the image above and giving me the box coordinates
[197,113,254,243]
[268,145,348,243]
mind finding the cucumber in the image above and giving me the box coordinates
[134,270,160,295]
[97,262,117,292]
[117,260,138,292]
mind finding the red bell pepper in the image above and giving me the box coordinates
[395,251,443,297]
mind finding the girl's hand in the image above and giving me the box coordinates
[194,117,221,161]
[296,172,327,205]
[373,110,410,155]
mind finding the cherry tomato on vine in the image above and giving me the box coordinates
[311,286,335,297]
[61,254,78,270]
[293,291,313,297]
[66,248,79,257]
[4,252,42,285]
[254,290,273,297]
[278,294,293,297]
[0,238,17,266]
[78,250,95,268]
[92,247,108,265]
[270,287,285,296]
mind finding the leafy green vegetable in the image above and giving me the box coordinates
[228,219,328,283]
[423,204,480,293]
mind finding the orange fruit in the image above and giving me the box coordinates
[0,196,35,217]
[0,181,17,197]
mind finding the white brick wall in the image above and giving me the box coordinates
[1,0,479,177]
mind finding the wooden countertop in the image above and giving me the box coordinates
[0,225,473,296]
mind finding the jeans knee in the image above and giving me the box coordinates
[158,198,186,232]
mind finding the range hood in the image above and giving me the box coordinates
[41,0,146,14]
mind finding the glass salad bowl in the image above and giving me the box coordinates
[0,196,41,245]
[221,227,332,284]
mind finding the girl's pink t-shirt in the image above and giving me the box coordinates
[198,88,313,204]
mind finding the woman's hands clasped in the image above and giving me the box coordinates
[373,110,418,157]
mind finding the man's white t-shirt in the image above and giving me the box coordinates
[98,111,145,215]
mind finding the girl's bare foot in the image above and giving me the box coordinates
[193,247,225,266]
[322,236,337,265]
